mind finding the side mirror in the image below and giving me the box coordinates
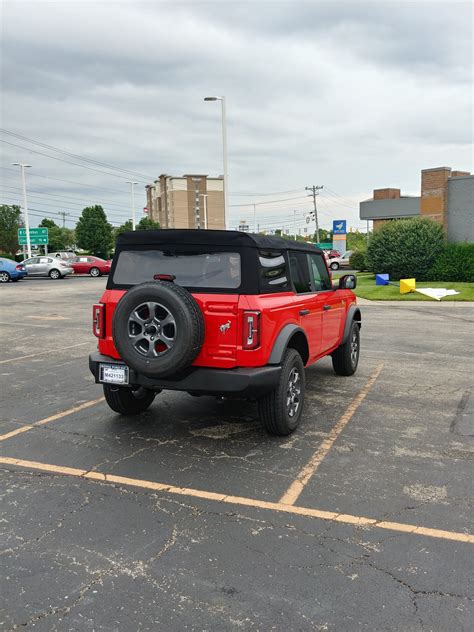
[339,274,357,290]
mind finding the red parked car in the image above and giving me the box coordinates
[89,230,360,435]
[71,256,111,277]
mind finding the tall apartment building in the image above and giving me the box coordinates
[360,166,473,242]
[145,174,225,229]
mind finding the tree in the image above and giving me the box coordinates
[115,220,133,238]
[0,204,22,255]
[75,205,114,258]
[39,218,75,252]
[366,217,445,280]
[137,216,160,230]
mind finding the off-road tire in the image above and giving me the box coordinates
[49,269,61,279]
[112,281,205,378]
[90,267,101,277]
[258,348,305,436]
[332,319,360,376]
[103,384,156,415]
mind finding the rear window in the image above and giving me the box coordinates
[112,249,241,289]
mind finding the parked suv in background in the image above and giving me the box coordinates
[89,230,361,435]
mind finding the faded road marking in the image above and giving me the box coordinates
[0,397,104,443]
[0,341,90,364]
[0,455,472,544]
[279,364,384,506]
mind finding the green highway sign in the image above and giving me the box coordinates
[18,227,49,245]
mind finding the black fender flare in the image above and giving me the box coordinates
[268,324,307,365]
[342,305,361,344]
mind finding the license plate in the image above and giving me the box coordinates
[99,363,129,385]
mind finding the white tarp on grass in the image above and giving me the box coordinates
[415,288,460,301]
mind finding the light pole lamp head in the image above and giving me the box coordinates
[12,163,32,168]
[204,96,223,101]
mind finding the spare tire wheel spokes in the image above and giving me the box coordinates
[127,301,176,357]
[112,281,204,378]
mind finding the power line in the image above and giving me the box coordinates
[0,128,155,180]
[0,166,134,195]
[0,139,149,182]
[0,183,132,210]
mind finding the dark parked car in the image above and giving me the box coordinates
[0,257,27,283]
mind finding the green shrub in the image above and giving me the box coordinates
[349,250,367,271]
[430,243,474,282]
[366,217,445,280]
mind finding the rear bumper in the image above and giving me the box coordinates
[89,351,281,398]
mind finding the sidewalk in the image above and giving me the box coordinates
[356,298,474,307]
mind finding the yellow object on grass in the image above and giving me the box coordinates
[400,278,416,294]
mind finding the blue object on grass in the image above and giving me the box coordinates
[376,273,390,286]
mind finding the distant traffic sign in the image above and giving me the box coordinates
[18,227,49,245]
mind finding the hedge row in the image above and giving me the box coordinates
[348,218,474,282]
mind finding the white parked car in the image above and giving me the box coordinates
[329,251,353,270]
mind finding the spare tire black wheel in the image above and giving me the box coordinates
[112,281,205,378]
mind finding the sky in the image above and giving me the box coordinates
[1,0,472,234]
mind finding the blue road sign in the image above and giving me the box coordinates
[332,220,347,235]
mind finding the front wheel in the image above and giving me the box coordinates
[89,267,101,277]
[103,384,156,415]
[332,320,360,376]
[49,269,61,279]
[258,348,305,436]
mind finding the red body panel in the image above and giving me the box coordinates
[97,288,356,368]
[72,257,111,275]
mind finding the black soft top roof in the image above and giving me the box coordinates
[116,229,322,253]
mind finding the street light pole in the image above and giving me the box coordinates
[253,203,257,233]
[204,96,228,229]
[12,163,32,258]
[126,181,139,230]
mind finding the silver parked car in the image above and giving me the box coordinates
[21,256,74,279]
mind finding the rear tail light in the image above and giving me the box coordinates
[15,264,24,271]
[59,261,68,267]
[243,311,260,350]
[92,303,105,338]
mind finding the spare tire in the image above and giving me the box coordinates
[112,281,205,378]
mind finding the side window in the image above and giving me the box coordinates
[40,258,50,264]
[289,252,311,294]
[309,254,333,291]
[27,257,39,264]
[258,250,289,292]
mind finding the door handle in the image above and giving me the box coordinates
[299,309,310,316]
[323,305,331,311]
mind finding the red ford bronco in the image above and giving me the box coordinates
[89,230,361,435]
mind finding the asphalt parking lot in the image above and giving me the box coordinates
[1,277,473,631]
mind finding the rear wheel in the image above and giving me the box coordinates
[49,269,61,279]
[0,271,11,283]
[90,267,101,277]
[258,348,305,436]
[103,384,156,415]
[330,262,339,270]
[332,320,360,376]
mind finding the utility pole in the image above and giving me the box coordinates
[293,209,297,240]
[126,181,139,230]
[58,211,70,228]
[305,185,323,244]
[253,204,257,233]
[12,163,32,258]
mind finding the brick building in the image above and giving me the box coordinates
[145,174,225,230]
[360,167,473,242]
